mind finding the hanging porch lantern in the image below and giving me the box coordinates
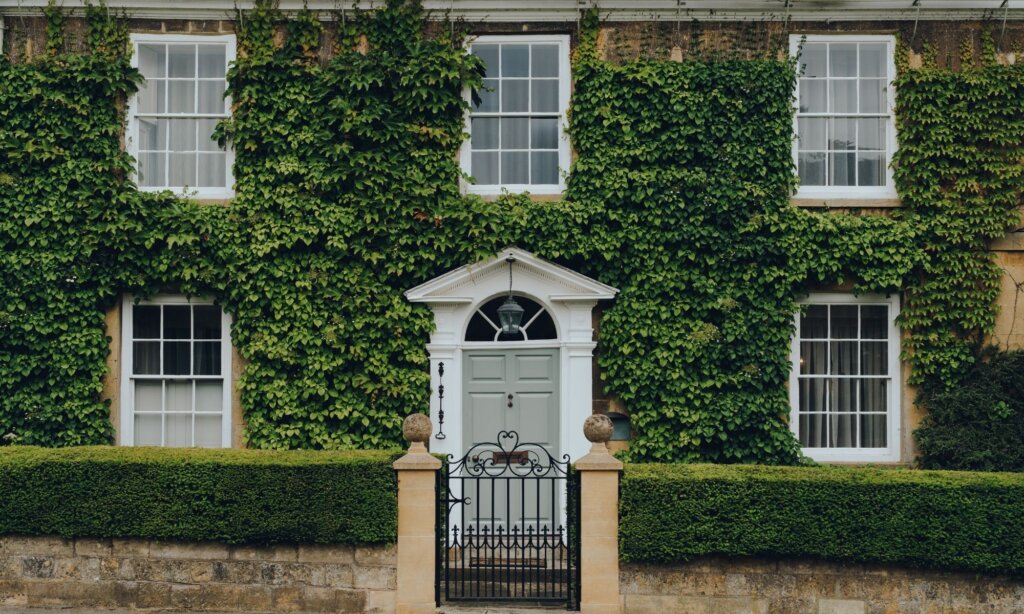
[497,255,524,335]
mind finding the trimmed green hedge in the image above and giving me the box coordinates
[0,446,399,544]
[620,463,1024,575]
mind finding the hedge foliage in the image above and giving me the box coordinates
[915,350,1024,471]
[620,463,1024,574]
[0,446,398,544]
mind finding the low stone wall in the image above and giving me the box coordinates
[621,557,1024,613]
[0,536,396,613]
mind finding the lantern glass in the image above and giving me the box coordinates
[497,296,525,334]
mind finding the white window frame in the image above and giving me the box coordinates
[460,34,572,196]
[126,33,236,199]
[789,292,901,463]
[119,294,233,448]
[790,34,898,201]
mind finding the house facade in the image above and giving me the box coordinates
[1,0,1022,466]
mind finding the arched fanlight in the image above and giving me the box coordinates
[496,255,524,335]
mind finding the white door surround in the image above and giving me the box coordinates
[404,247,619,462]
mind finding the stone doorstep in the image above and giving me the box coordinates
[439,604,571,613]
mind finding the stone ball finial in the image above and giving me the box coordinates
[402,414,432,443]
[583,414,614,444]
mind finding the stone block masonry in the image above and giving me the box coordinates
[0,536,396,613]
[620,557,1024,614]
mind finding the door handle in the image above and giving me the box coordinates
[507,393,514,408]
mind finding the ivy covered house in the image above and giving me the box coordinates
[1,0,1022,468]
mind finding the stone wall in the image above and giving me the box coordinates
[621,556,1024,614]
[0,535,396,613]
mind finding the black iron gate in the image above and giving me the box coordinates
[436,431,580,609]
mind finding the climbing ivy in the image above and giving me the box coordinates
[0,2,1020,465]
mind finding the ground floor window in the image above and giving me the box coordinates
[120,295,231,447]
[790,293,900,462]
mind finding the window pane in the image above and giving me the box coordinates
[193,306,221,339]
[831,341,858,375]
[137,80,165,114]
[134,380,163,413]
[476,79,499,112]
[196,381,224,413]
[133,305,161,338]
[502,79,529,112]
[197,119,222,152]
[502,44,529,77]
[829,80,856,113]
[472,152,499,184]
[138,44,166,78]
[134,414,163,446]
[195,415,222,448]
[164,306,190,339]
[800,305,828,338]
[531,118,558,150]
[797,118,826,151]
[165,414,192,447]
[194,342,222,376]
[860,414,887,447]
[531,152,559,185]
[830,413,856,447]
[799,379,827,413]
[167,80,195,114]
[858,152,885,187]
[164,342,191,375]
[139,118,166,151]
[861,305,888,339]
[133,341,161,375]
[471,118,499,149]
[531,44,559,78]
[860,43,886,78]
[831,305,858,338]
[861,342,887,375]
[830,118,856,151]
[799,413,827,447]
[501,152,529,184]
[800,342,827,375]
[472,44,498,77]
[167,44,196,78]
[169,119,197,152]
[857,118,884,151]
[169,153,197,187]
[861,379,888,413]
[800,44,827,78]
[198,81,225,114]
[830,152,855,186]
[532,80,558,113]
[197,45,226,78]
[197,154,227,188]
[166,380,192,413]
[859,78,886,113]
[501,118,529,149]
[829,43,857,77]
[798,152,826,186]
[798,80,826,113]
[138,152,166,187]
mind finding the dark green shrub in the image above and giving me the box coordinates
[915,349,1024,471]
[620,463,1024,574]
[0,446,399,544]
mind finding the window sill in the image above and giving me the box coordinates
[466,185,566,198]
[791,197,902,208]
[139,187,235,200]
[801,449,901,464]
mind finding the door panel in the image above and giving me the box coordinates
[462,348,559,532]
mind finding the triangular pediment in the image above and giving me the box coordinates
[405,247,618,304]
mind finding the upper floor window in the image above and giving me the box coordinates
[120,295,233,448]
[127,34,235,199]
[789,293,901,463]
[791,35,897,200]
[462,35,571,196]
